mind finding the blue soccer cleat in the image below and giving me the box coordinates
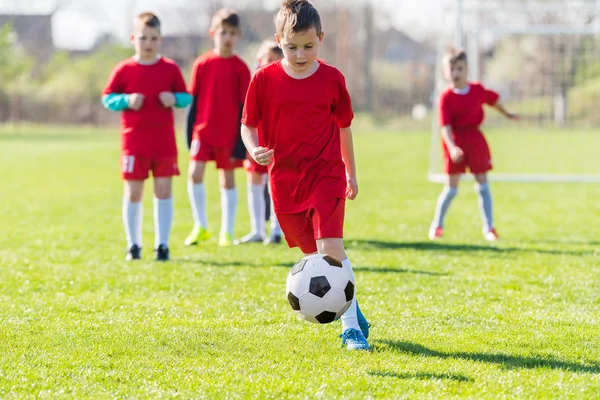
[356,303,371,339]
[340,328,370,351]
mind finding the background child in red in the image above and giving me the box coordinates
[102,12,191,261]
[185,9,251,247]
[241,0,370,351]
[236,40,284,246]
[429,49,518,241]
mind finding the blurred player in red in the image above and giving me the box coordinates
[242,0,370,351]
[235,40,284,246]
[102,12,191,261]
[185,8,251,248]
[429,49,518,241]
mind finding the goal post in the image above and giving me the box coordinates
[428,0,600,183]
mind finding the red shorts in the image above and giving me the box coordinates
[277,198,345,254]
[443,131,493,174]
[121,154,179,180]
[244,157,268,174]
[190,139,243,170]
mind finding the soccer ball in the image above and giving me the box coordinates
[286,254,355,324]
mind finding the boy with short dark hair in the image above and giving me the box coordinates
[429,48,518,241]
[102,12,191,261]
[185,8,251,248]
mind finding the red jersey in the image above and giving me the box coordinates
[242,61,354,214]
[439,82,499,132]
[103,57,187,157]
[189,51,251,149]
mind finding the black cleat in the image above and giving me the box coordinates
[126,244,141,261]
[263,234,282,245]
[155,244,170,261]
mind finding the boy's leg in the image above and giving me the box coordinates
[123,180,144,259]
[474,173,496,239]
[219,168,237,246]
[153,177,173,260]
[314,198,369,350]
[185,159,210,245]
[237,171,266,244]
[430,174,461,238]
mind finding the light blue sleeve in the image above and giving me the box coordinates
[102,93,130,111]
[174,92,193,108]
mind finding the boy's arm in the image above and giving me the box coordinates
[102,93,130,111]
[186,96,197,149]
[232,108,247,160]
[440,125,456,149]
[340,127,358,200]
[492,102,518,120]
[242,124,273,166]
[174,93,192,108]
[172,65,192,108]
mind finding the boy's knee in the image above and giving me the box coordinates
[475,182,490,194]
[444,186,459,198]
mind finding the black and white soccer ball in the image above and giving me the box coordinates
[286,254,355,324]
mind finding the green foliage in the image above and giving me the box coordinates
[38,44,132,100]
[0,126,599,398]
[0,23,35,94]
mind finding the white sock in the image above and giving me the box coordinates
[341,258,360,332]
[154,197,173,248]
[220,188,237,236]
[188,182,207,229]
[123,200,142,248]
[248,183,266,237]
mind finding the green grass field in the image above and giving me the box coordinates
[1,123,599,398]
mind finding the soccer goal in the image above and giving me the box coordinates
[428,0,600,183]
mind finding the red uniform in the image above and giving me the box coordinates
[242,61,353,253]
[439,82,499,174]
[188,51,251,169]
[103,57,187,180]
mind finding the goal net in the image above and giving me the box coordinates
[428,0,600,183]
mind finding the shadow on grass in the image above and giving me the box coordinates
[347,239,595,256]
[171,258,446,275]
[375,340,600,374]
[368,370,473,382]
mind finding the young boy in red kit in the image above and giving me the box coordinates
[185,8,251,247]
[241,0,370,351]
[429,49,517,241]
[102,12,191,261]
[236,40,284,246]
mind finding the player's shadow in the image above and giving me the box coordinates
[273,261,446,276]
[368,370,473,382]
[174,259,446,276]
[375,340,600,374]
[347,239,594,256]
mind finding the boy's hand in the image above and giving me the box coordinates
[450,146,464,163]
[252,147,274,166]
[507,113,519,120]
[128,93,145,110]
[346,176,359,200]
[159,92,176,108]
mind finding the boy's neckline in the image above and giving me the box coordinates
[133,55,162,65]
[279,59,321,80]
[451,83,471,95]
[212,49,236,58]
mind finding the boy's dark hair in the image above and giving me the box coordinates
[276,0,322,38]
[211,8,241,31]
[444,48,467,65]
[135,12,161,32]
